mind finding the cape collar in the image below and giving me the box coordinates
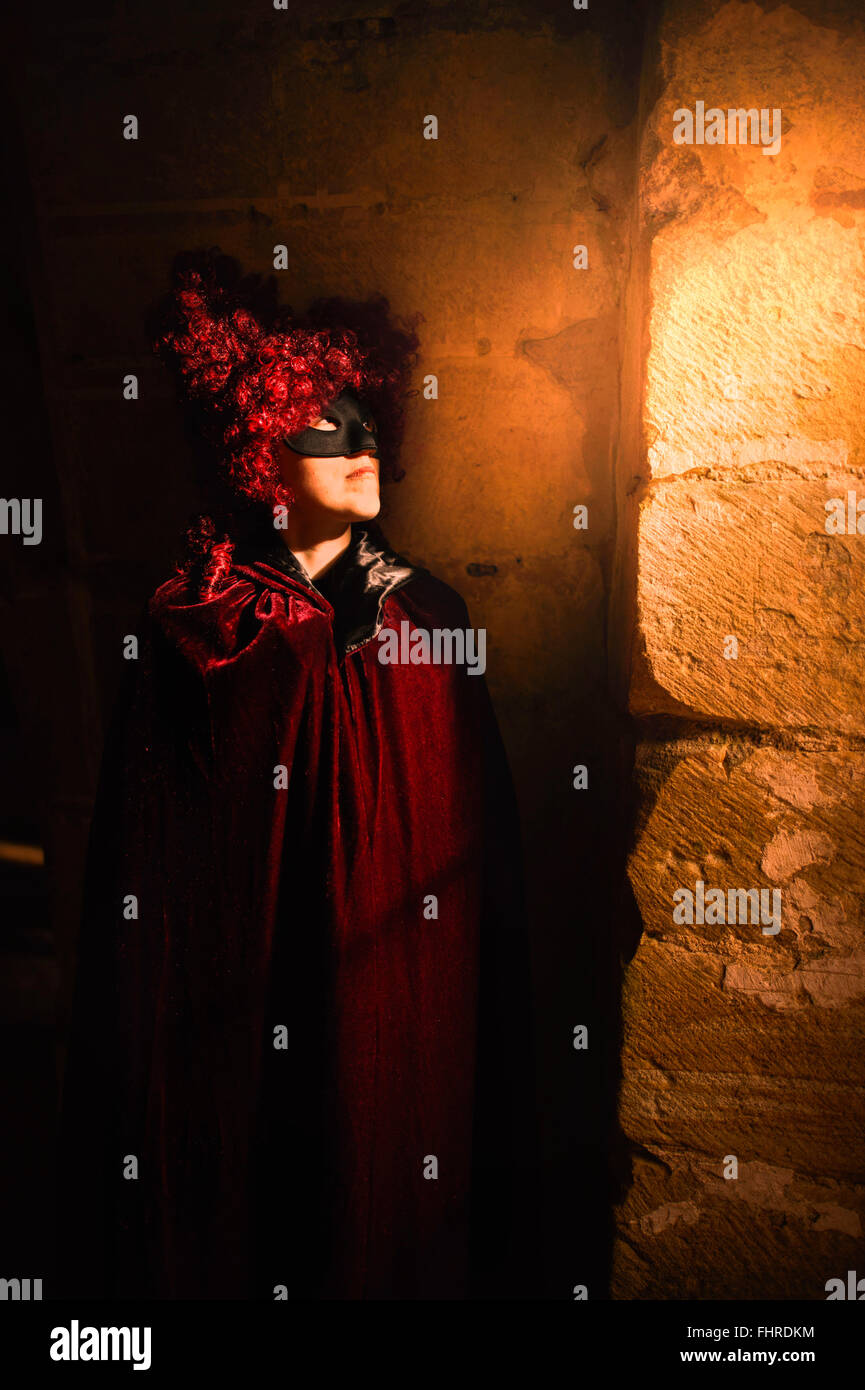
[233,519,420,657]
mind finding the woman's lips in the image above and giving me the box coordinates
[347,466,377,479]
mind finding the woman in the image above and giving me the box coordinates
[58,254,535,1300]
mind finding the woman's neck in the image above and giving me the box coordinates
[279,524,352,580]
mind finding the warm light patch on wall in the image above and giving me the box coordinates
[646,215,865,481]
[0,841,45,867]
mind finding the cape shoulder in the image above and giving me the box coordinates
[144,556,474,670]
[145,567,331,672]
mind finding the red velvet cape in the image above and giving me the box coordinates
[58,523,535,1300]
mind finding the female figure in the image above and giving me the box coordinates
[59,255,534,1300]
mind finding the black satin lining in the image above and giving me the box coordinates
[233,519,420,657]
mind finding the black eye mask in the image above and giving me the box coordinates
[284,389,379,458]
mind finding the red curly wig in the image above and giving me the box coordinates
[154,250,421,593]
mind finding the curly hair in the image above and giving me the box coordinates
[154,249,421,594]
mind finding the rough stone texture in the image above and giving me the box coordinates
[620,742,865,1189]
[629,742,865,962]
[613,1149,865,1300]
[614,0,865,1298]
[630,473,865,730]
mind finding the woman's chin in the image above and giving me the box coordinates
[347,495,381,522]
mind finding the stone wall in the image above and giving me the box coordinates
[611,0,865,1299]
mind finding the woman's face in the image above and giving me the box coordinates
[277,411,381,527]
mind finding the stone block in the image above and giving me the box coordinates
[630,475,865,732]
